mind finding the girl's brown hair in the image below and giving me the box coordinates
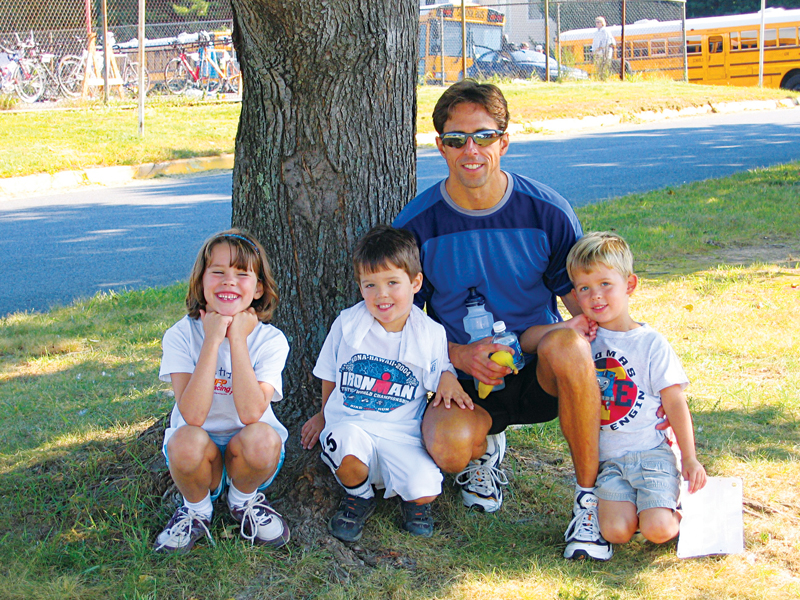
[185,229,279,322]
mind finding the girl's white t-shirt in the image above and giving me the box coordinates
[159,315,290,444]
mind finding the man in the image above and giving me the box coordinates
[393,80,611,561]
[592,16,616,80]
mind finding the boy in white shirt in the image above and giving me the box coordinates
[565,231,706,554]
[301,224,471,541]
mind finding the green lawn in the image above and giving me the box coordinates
[0,162,797,599]
[1,80,797,178]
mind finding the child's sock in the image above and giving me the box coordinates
[342,477,374,499]
[227,483,257,509]
[184,492,213,521]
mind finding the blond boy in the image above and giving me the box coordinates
[566,231,706,551]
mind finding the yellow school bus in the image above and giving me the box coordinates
[419,0,505,85]
[558,7,800,89]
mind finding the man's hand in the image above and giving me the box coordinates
[450,339,514,385]
[655,405,672,430]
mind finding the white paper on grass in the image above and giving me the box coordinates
[677,476,744,558]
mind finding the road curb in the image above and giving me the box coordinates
[2,97,798,200]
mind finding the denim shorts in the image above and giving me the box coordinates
[163,431,285,502]
[595,441,681,512]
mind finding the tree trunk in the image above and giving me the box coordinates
[227,2,418,551]
[230,0,418,427]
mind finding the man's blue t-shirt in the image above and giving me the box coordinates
[393,171,582,352]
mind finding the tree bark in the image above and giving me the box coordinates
[230,0,418,436]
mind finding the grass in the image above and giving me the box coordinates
[0,162,798,599]
[1,80,798,178]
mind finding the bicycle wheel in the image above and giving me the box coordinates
[14,59,44,103]
[123,62,150,98]
[198,58,221,94]
[225,60,241,95]
[164,58,190,94]
[57,55,84,97]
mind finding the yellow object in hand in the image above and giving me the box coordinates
[477,351,519,399]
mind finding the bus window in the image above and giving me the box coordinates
[430,20,441,55]
[633,40,649,57]
[668,37,683,55]
[708,36,723,53]
[740,30,758,50]
[764,29,777,48]
[687,36,702,54]
[779,27,798,47]
[419,23,427,56]
[651,38,668,56]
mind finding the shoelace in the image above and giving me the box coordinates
[455,461,509,496]
[564,504,600,542]
[155,508,215,550]
[238,492,280,544]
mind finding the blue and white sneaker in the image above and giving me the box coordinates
[563,488,613,561]
[455,432,509,513]
[229,492,290,548]
[153,506,214,554]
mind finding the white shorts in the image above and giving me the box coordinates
[319,422,442,501]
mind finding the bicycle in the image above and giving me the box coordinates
[0,34,47,103]
[164,32,240,95]
[58,35,148,99]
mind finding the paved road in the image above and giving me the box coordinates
[2,108,799,317]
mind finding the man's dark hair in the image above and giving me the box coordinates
[352,224,422,282]
[432,79,510,134]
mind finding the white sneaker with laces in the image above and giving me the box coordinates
[153,506,215,554]
[455,432,508,513]
[228,492,291,548]
[563,488,613,561]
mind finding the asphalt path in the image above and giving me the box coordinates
[2,108,799,317]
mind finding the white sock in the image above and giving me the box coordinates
[227,483,257,509]
[184,492,213,520]
[342,477,374,499]
[576,484,595,495]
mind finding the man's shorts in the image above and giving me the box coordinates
[461,356,559,435]
[163,428,285,502]
[319,422,443,501]
[595,440,681,512]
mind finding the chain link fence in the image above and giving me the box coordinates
[419,0,686,84]
[0,0,234,97]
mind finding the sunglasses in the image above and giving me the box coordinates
[439,129,505,149]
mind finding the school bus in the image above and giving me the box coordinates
[418,0,506,85]
[557,7,800,89]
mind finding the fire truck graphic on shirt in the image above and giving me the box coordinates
[339,354,420,412]
[594,354,642,430]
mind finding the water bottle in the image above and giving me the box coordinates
[490,321,525,392]
[462,287,494,390]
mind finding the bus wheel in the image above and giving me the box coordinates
[782,73,800,91]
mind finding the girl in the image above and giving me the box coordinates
[154,229,291,554]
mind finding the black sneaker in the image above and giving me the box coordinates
[400,500,434,537]
[153,506,214,554]
[228,492,291,549]
[327,494,376,542]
